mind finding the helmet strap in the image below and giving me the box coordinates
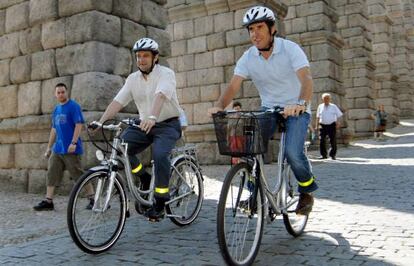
[258,37,274,52]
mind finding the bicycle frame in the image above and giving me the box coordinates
[91,122,200,215]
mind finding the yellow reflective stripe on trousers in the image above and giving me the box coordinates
[155,187,169,194]
[131,163,143,173]
[298,176,314,187]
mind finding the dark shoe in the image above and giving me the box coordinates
[86,198,94,210]
[318,156,327,159]
[331,156,336,160]
[238,196,256,213]
[145,204,165,222]
[295,193,314,216]
[33,200,54,211]
[135,200,150,215]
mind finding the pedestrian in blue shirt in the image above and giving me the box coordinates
[34,83,93,211]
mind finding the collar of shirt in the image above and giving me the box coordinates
[138,64,159,80]
[252,37,282,57]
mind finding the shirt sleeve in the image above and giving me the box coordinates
[51,108,56,129]
[287,42,310,71]
[234,52,250,79]
[155,69,176,100]
[72,102,85,124]
[114,75,133,107]
[316,104,322,118]
[335,105,343,118]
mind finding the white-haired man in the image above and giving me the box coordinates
[316,93,343,160]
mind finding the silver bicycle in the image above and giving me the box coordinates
[67,119,204,254]
[213,108,309,266]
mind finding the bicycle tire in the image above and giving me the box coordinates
[282,168,308,237]
[67,170,127,254]
[217,162,264,266]
[166,157,204,226]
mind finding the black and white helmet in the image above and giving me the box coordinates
[133,38,159,54]
[243,6,276,27]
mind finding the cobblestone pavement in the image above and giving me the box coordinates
[1,120,414,265]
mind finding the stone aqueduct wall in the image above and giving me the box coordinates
[0,0,413,193]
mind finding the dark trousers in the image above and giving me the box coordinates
[319,122,337,158]
[120,119,181,199]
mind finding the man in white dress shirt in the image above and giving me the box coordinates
[316,93,343,160]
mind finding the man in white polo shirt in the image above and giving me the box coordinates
[316,93,343,160]
[209,6,317,216]
[95,38,182,221]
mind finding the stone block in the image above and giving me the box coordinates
[171,40,186,56]
[0,144,14,168]
[18,81,41,116]
[207,32,226,50]
[214,12,234,33]
[0,10,5,35]
[58,0,113,17]
[27,169,47,194]
[187,67,224,86]
[175,72,186,88]
[10,55,31,84]
[355,98,374,109]
[195,142,216,164]
[56,42,118,76]
[234,44,250,59]
[348,109,372,120]
[31,50,57,80]
[114,47,132,76]
[181,86,200,103]
[41,76,73,113]
[347,87,372,98]
[66,11,121,46]
[181,103,193,124]
[291,17,307,33]
[224,65,234,83]
[188,36,207,54]
[213,47,234,66]
[226,29,249,46]
[194,16,213,37]
[0,32,20,60]
[112,0,142,23]
[194,51,213,69]
[15,143,48,169]
[19,24,43,55]
[355,119,373,133]
[307,14,332,31]
[71,72,124,111]
[29,0,58,26]
[200,84,220,101]
[0,169,28,192]
[176,54,194,72]
[147,26,171,57]
[41,18,65,49]
[140,0,167,28]
[311,60,336,79]
[121,18,146,48]
[0,59,10,86]
[242,81,258,98]
[5,1,29,33]
[234,7,248,29]
[296,2,324,17]
[173,19,194,41]
[1,0,27,9]
[18,115,51,143]
[0,85,18,119]
[193,102,213,124]
[0,118,20,143]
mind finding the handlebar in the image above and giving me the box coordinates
[212,106,284,118]
[88,118,140,131]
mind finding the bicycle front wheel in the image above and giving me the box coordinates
[217,162,264,266]
[282,168,308,237]
[67,170,127,254]
[166,157,204,226]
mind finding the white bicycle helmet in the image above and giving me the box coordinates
[133,38,159,54]
[243,6,276,27]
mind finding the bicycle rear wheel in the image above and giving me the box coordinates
[282,168,308,237]
[67,170,127,254]
[166,157,204,226]
[217,162,264,266]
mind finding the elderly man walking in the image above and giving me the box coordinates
[316,93,343,160]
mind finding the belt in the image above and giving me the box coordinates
[162,117,179,123]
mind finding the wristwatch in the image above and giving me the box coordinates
[297,99,308,108]
[148,115,157,121]
[71,141,77,145]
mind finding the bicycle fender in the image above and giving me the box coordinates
[89,165,109,172]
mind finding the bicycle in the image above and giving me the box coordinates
[212,107,309,266]
[67,118,204,254]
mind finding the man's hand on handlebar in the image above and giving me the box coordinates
[87,121,102,135]
[283,104,305,117]
[208,106,224,116]
[139,119,155,134]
